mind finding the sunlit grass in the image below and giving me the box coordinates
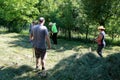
[0,32,120,80]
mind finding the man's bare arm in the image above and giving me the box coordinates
[45,35,51,49]
[30,33,34,40]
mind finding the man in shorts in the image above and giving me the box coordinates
[30,17,51,71]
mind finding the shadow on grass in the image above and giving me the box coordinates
[0,52,120,80]
[7,33,113,52]
[51,39,98,52]
[8,34,89,50]
[8,34,32,49]
[48,52,120,80]
[0,65,33,80]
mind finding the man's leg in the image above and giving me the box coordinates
[41,59,45,70]
[52,33,55,44]
[36,58,40,69]
[35,48,41,69]
[40,49,47,70]
[54,33,57,45]
[40,53,47,77]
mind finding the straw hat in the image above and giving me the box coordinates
[98,26,105,30]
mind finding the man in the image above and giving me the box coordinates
[49,22,58,45]
[29,20,38,46]
[30,17,51,71]
[95,26,106,57]
[29,21,38,33]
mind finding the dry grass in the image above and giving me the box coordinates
[0,32,120,80]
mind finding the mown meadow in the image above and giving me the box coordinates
[0,29,120,80]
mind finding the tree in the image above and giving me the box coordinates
[56,0,79,39]
[0,0,39,32]
[78,0,120,40]
[80,0,114,26]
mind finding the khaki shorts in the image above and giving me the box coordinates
[35,48,46,60]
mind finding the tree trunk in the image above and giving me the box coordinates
[85,25,89,40]
[68,27,71,39]
[7,23,11,32]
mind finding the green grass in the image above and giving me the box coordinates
[0,32,120,80]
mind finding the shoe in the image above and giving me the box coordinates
[98,53,103,57]
[42,67,45,70]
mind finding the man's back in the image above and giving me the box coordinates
[32,24,49,49]
[51,23,57,33]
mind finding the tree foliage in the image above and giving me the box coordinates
[0,0,39,32]
[77,0,120,40]
[0,0,120,42]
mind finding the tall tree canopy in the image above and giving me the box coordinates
[0,0,39,32]
[0,0,120,42]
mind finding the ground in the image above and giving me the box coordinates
[0,33,120,80]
